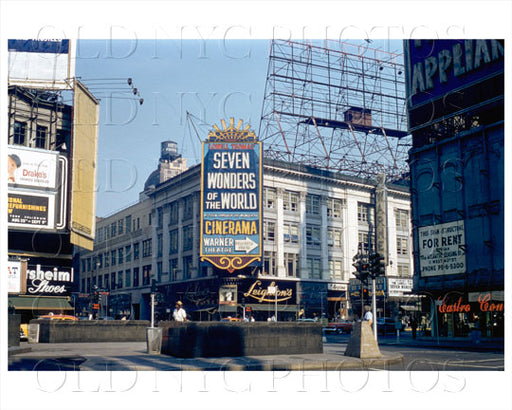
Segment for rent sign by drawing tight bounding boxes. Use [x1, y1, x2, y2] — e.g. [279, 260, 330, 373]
[200, 119, 262, 273]
[418, 220, 466, 277]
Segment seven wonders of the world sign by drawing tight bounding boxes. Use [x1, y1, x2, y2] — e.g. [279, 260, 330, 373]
[200, 119, 262, 273]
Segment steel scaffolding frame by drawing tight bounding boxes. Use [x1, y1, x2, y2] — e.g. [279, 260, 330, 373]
[259, 39, 411, 180]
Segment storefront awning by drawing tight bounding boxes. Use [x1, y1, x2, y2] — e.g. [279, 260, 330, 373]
[8, 295, 73, 311]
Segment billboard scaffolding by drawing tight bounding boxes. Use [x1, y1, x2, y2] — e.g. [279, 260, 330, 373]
[259, 39, 411, 181]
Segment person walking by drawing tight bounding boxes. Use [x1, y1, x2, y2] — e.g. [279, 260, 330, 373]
[172, 301, 187, 322]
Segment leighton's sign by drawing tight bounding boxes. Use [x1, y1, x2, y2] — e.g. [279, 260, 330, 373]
[243, 280, 294, 304]
[26, 264, 73, 296]
[200, 118, 263, 273]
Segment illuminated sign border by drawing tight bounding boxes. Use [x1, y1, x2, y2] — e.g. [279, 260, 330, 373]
[200, 118, 263, 273]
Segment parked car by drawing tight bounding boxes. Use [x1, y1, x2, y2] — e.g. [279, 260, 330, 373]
[377, 317, 404, 335]
[323, 319, 354, 334]
[220, 317, 241, 322]
[19, 324, 28, 341]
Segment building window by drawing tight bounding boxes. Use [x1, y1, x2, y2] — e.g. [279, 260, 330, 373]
[97, 227, 104, 243]
[86, 278, 91, 293]
[81, 259, 86, 273]
[169, 201, 179, 225]
[169, 259, 178, 281]
[395, 209, 409, 229]
[397, 236, 409, 255]
[133, 242, 140, 260]
[133, 267, 139, 287]
[307, 257, 322, 279]
[110, 222, 117, 238]
[327, 198, 344, 218]
[118, 247, 124, 264]
[283, 191, 299, 212]
[183, 256, 193, 279]
[125, 215, 132, 233]
[157, 207, 163, 227]
[306, 194, 320, 215]
[358, 202, 372, 223]
[264, 188, 276, 209]
[125, 245, 131, 262]
[35, 125, 47, 149]
[148, 213, 152, 226]
[157, 262, 162, 282]
[118, 219, 124, 235]
[183, 195, 194, 220]
[111, 272, 116, 290]
[169, 229, 178, 254]
[142, 265, 151, 286]
[358, 231, 371, 253]
[329, 259, 343, 281]
[87, 258, 92, 272]
[284, 253, 299, 277]
[397, 263, 409, 277]
[97, 253, 103, 269]
[104, 252, 109, 267]
[125, 269, 131, 288]
[328, 228, 343, 249]
[263, 220, 275, 241]
[142, 239, 152, 258]
[157, 233, 163, 257]
[306, 225, 321, 247]
[81, 278, 85, 293]
[111, 250, 117, 266]
[104, 226, 110, 240]
[13, 121, 26, 145]
[183, 226, 193, 251]
[283, 223, 299, 243]
[104, 274, 109, 290]
[117, 271, 123, 288]
[263, 251, 276, 276]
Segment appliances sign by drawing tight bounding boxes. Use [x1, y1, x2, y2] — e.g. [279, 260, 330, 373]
[200, 119, 263, 273]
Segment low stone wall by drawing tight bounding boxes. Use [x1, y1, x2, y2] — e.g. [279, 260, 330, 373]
[159, 321, 323, 358]
[29, 320, 150, 343]
[8, 314, 21, 347]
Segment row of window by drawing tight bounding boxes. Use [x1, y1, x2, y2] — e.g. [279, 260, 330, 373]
[81, 265, 151, 293]
[81, 239, 152, 272]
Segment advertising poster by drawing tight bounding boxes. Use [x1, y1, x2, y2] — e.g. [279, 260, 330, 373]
[200, 119, 263, 273]
[7, 261, 22, 294]
[8, 191, 55, 229]
[7, 145, 58, 189]
[418, 220, 466, 276]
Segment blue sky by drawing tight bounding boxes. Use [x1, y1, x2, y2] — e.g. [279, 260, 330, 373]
[76, 39, 406, 217]
[75, 39, 271, 216]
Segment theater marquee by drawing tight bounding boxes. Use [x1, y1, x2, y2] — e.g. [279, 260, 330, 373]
[200, 119, 263, 273]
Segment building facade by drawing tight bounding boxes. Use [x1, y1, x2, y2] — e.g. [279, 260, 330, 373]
[77, 152, 413, 322]
[404, 39, 504, 338]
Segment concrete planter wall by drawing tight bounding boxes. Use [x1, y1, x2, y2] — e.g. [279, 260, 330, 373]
[159, 321, 323, 358]
[8, 314, 21, 347]
[29, 320, 150, 343]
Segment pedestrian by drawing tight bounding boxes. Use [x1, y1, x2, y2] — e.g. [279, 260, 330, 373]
[172, 301, 187, 322]
[411, 316, 418, 339]
[363, 306, 373, 327]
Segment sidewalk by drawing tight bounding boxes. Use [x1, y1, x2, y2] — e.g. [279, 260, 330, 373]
[8, 341, 403, 371]
[373, 332, 504, 352]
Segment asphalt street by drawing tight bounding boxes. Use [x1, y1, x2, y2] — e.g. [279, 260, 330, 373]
[8, 332, 504, 372]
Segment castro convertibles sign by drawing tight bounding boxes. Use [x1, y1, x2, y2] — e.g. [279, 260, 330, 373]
[200, 119, 263, 273]
[26, 264, 74, 296]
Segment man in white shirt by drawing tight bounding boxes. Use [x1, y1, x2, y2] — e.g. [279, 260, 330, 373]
[363, 305, 373, 326]
[172, 301, 187, 322]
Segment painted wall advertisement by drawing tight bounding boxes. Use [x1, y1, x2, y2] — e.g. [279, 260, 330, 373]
[418, 220, 466, 277]
[200, 119, 263, 273]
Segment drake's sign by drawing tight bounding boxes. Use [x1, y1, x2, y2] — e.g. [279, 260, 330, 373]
[26, 264, 74, 296]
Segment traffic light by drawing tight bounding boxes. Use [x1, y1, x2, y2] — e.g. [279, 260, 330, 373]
[151, 279, 157, 294]
[369, 252, 386, 277]
[352, 253, 369, 282]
